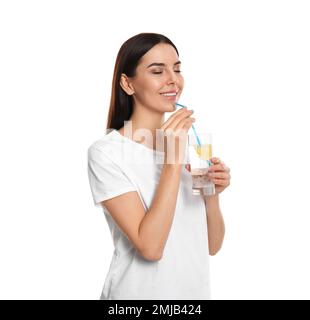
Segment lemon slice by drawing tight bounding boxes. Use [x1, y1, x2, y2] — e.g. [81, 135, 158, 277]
[194, 144, 212, 160]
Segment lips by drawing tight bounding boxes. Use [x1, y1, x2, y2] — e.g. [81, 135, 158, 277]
[160, 94, 178, 101]
[159, 90, 179, 101]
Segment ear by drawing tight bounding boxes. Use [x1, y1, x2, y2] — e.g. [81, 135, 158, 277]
[120, 73, 135, 95]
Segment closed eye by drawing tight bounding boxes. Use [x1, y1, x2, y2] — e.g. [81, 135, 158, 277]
[152, 70, 182, 74]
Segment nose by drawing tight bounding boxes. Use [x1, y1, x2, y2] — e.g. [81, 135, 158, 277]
[166, 68, 178, 84]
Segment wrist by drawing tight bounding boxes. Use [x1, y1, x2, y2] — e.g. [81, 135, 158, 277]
[204, 193, 220, 205]
[163, 163, 183, 172]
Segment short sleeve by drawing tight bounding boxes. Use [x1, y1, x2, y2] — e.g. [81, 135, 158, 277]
[87, 145, 138, 208]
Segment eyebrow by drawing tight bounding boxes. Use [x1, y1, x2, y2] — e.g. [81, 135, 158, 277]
[147, 61, 181, 68]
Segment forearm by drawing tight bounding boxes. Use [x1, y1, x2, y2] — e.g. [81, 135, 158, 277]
[138, 164, 182, 259]
[204, 194, 225, 255]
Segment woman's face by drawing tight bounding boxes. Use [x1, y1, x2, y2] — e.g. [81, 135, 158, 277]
[125, 43, 184, 113]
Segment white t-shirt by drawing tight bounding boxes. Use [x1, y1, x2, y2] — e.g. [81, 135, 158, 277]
[87, 129, 211, 300]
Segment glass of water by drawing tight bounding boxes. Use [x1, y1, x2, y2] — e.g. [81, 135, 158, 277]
[187, 133, 215, 196]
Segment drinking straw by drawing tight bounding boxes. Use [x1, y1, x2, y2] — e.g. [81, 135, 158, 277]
[175, 102, 202, 147]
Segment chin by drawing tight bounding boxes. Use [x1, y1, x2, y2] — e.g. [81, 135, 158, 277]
[162, 103, 176, 113]
[152, 99, 177, 113]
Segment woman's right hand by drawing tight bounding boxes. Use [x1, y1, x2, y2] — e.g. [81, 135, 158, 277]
[159, 107, 195, 165]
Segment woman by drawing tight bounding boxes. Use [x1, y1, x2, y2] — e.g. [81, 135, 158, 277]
[87, 33, 231, 300]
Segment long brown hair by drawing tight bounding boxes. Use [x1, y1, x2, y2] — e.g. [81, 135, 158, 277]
[106, 33, 179, 132]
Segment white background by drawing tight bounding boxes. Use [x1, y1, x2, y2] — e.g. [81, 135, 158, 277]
[0, 0, 309, 299]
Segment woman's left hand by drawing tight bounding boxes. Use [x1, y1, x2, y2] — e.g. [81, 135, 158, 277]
[206, 157, 231, 195]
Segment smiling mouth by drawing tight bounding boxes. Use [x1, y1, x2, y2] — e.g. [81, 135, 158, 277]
[160, 93, 178, 101]
[160, 92, 177, 97]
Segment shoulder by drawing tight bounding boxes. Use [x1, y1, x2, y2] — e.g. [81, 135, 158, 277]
[87, 130, 121, 160]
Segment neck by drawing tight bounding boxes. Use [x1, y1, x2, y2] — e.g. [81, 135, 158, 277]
[121, 102, 166, 150]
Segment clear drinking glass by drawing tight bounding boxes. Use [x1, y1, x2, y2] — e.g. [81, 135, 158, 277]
[187, 133, 215, 196]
